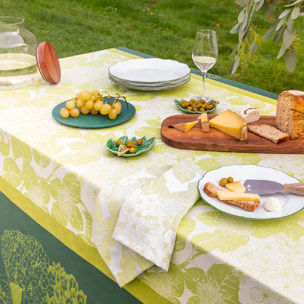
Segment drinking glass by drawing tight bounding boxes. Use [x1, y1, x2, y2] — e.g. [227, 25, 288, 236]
[192, 29, 218, 100]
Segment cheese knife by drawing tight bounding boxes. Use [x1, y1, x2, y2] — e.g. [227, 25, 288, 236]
[244, 179, 304, 196]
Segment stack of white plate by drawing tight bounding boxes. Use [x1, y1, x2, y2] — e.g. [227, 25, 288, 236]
[108, 58, 191, 91]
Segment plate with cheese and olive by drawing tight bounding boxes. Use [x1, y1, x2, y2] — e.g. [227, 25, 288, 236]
[197, 165, 304, 220]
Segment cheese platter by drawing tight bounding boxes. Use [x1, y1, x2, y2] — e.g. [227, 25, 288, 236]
[161, 114, 304, 154]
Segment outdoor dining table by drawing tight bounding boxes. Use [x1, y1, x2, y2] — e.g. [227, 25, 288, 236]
[0, 46, 303, 304]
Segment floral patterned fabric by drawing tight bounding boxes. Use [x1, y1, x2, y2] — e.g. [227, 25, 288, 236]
[113, 161, 202, 276]
[0, 47, 303, 303]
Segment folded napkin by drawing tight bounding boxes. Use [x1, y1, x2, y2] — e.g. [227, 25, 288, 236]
[113, 160, 202, 272]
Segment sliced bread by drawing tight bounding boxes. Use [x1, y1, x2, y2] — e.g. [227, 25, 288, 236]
[203, 182, 260, 212]
[248, 124, 290, 143]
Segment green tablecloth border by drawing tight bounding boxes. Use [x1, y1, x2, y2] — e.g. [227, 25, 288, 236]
[0, 176, 171, 304]
[116, 46, 279, 100]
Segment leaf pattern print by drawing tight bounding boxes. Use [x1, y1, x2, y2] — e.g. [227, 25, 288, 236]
[184, 265, 240, 304]
[3, 158, 23, 189]
[0, 130, 10, 158]
[50, 173, 92, 240]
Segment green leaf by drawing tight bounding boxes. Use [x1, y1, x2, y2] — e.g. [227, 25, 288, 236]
[229, 55, 241, 75]
[285, 48, 297, 72]
[254, 0, 264, 11]
[287, 16, 294, 32]
[283, 27, 295, 49]
[279, 8, 291, 19]
[276, 15, 288, 31]
[277, 43, 287, 59]
[238, 8, 245, 23]
[273, 26, 285, 44]
[291, 6, 300, 19]
[285, 0, 303, 7]
[230, 23, 240, 34]
[235, 0, 248, 7]
[249, 40, 258, 55]
[239, 19, 250, 42]
[267, 0, 279, 14]
[263, 25, 276, 40]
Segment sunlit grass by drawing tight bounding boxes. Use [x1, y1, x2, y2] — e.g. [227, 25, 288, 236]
[3, 0, 304, 93]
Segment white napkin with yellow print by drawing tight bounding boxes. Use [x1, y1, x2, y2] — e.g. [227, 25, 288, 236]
[113, 160, 202, 271]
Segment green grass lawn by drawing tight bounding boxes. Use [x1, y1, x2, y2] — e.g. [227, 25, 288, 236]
[2, 0, 304, 94]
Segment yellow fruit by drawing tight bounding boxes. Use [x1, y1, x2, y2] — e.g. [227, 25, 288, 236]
[76, 98, 85, 108]
[66, 99, 75, 109]
[60, 107, 70, 118]
[80, 106, 90, 115]
[108, 107, 118, 120]
[70, 107, 80, 118]
[91, 90, 100, 101]
[100, 102, 111, 115]
[77, 90, 92, 101]
[90, 108, 99, 115]
[94, 100, 103, 111]
[112, 100, 122, 114]
[85, 99, 94, 110]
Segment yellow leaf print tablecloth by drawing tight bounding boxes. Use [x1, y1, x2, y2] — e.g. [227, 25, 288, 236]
[0, 47, 303, 304]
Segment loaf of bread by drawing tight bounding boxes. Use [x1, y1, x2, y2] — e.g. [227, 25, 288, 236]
[276, 90, 304, 139]
[248, 124, 290, 143]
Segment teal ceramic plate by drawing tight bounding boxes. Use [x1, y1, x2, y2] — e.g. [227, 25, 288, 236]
[106, 136, 156, 157]
[52, 97, 136, 129]
[174, 98, 217, 114]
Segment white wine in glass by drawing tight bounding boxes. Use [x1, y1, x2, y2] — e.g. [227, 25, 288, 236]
[192, 29, 218, 100]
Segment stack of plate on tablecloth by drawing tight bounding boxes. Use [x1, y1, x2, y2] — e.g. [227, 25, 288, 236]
[108, 58, 191, 91]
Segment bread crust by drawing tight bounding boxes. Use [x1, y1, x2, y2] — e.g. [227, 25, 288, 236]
[279, 90, 304, 113]
[276, 90, 304, 139]
[203, 182, 260, 212]
[203, 182, 219, 197]
[248, 124, 289, 143]
[222, 200, 260, 212]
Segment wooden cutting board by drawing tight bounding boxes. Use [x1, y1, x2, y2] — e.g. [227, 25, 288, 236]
[161, 114, 304, 154]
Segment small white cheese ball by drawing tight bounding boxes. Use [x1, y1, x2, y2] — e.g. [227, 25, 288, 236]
[263, 197, 282, 212]
[240, 107, 260, 123]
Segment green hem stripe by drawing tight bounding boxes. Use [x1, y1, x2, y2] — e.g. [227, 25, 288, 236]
[0, 177, 170, 304]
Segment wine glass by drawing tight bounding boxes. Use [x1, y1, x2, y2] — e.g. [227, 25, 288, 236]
[192, 29, 218, 101]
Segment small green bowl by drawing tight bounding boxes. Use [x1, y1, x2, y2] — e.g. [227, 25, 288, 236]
[174, 98, 217, 114]
[106, 135, 156, 157]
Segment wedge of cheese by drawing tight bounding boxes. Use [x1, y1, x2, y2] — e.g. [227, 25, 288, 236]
[172, 120, 199, 133]
[209, 109, 247, 140]
[225, 181, 246, 193]
[216, 189, 260, 201]
[197, 113, 209, 132]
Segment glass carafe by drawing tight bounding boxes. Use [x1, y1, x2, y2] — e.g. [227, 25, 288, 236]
[0, 16, 38, 89]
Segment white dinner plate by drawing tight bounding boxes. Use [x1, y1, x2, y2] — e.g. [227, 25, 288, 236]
[197, 165, 304, 219]
[109, 72, 190, 87]
[109, 58, 190, 83]
[109, 74, 190, 91]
